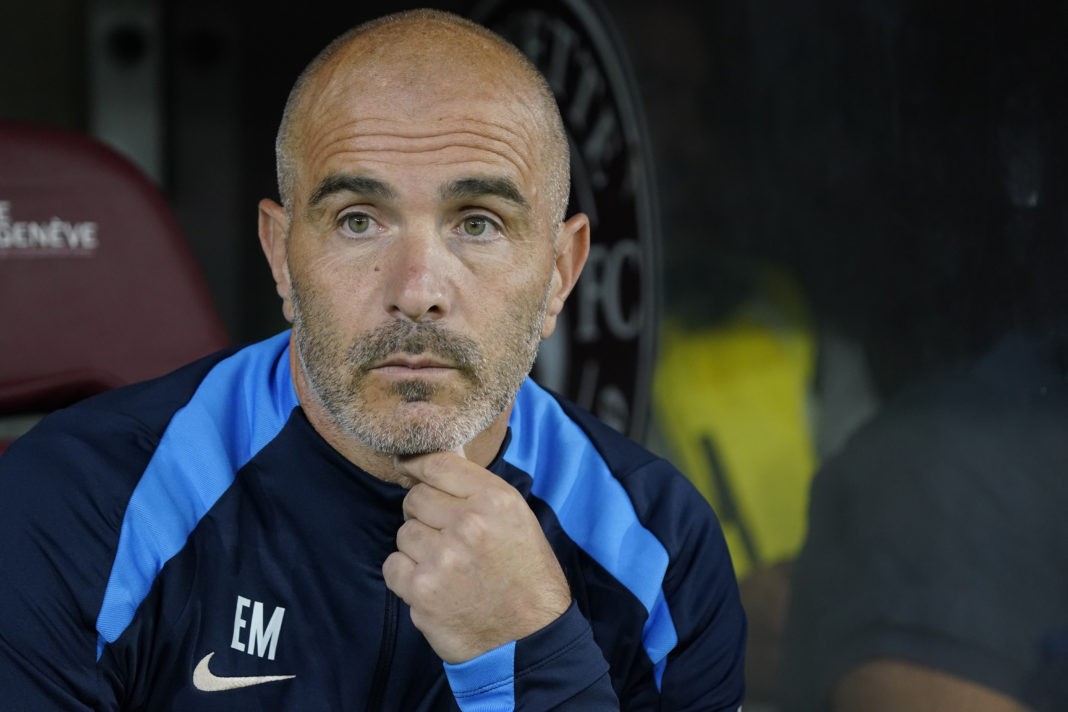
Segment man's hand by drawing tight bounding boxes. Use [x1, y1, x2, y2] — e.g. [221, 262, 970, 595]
[381, 451, 572, 663]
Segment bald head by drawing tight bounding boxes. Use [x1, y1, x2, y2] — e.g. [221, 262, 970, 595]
[274, 9, 570, 223]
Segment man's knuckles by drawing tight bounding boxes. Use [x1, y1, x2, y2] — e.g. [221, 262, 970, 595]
[395, 519, 431, 556]
[402, 482, 437, 518]
[449, 511, 493, 548]
[382, 550, 415, 590]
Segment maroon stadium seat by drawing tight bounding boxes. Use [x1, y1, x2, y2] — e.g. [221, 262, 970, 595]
[0, 122, 229, 451]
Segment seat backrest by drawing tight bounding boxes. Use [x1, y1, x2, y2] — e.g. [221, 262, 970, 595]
[0, 122, 229, 441]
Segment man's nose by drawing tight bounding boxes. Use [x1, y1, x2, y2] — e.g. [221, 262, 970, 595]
[382, 228, 453, 322]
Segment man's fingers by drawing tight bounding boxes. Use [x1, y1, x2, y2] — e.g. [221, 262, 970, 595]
[394, 451, 485, 497]
[394, 517, 438, 563]
[403, 482, 459, 528]
[386, 448, 574, 663]
[382, 549, 416, 596]
[399, 456, 523, 534]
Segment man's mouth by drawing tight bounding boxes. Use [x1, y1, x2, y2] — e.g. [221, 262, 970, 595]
[370, 353, 456, 377]
[348, 321, 482, 381]
[376, 354, 453, 369]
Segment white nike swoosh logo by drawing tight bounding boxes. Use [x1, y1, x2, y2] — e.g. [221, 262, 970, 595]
[192, 651, 296, 692]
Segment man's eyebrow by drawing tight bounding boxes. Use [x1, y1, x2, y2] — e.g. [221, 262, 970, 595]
[440, 177, 528, 208]
[307, 174, 395, 210]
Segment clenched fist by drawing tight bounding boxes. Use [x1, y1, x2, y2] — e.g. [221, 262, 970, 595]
[381, 450, 572, 663]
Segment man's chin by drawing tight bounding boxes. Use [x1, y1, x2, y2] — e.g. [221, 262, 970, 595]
[366, 425, 469, 457]
[392, 379, 437, 403]
[348, 401, 472, 454]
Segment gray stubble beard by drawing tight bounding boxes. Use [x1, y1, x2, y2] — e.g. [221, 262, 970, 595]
[290, 273, 551, 456]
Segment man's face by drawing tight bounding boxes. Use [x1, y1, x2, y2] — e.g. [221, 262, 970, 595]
[288, 245, 550, 455]
[274, 66, 568, 456]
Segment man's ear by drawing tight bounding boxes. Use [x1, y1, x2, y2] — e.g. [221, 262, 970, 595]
[258, 198, 295, 323]
[542, 213, 591, 340]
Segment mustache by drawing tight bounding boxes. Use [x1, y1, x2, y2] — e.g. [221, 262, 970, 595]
[348, 320, 483, 375]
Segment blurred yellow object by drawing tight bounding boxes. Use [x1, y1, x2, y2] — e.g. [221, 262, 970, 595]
[652, 268, 816, 579]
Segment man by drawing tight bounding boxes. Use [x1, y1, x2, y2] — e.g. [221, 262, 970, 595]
[779, 330, 1068, 712]
[0, 9, 745, 710]
[775, 1, 1068, 709]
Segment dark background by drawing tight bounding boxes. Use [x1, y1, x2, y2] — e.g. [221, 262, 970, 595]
[5, 0, 1066, 390]
[5, 0, 1066, 399]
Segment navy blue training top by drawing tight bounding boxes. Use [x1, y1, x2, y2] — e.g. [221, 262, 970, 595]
[0, 332, 745, 711]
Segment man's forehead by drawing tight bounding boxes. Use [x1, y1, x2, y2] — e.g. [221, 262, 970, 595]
[318, 62, 531, 121]
[293, 99, 545, 213]
[298, 51, 542, 166]
[285, 17, 561, 219]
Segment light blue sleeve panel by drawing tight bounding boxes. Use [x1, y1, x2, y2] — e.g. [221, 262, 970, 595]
[95, 331, 298, 658]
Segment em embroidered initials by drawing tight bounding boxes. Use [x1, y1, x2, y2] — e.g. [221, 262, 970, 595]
[230, 595, 286, 661]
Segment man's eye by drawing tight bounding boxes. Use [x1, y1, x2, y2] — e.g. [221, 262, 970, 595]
[462, 217, 488, 237]
[344, 214, 373, 234]
[460, 216, 502, 240]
